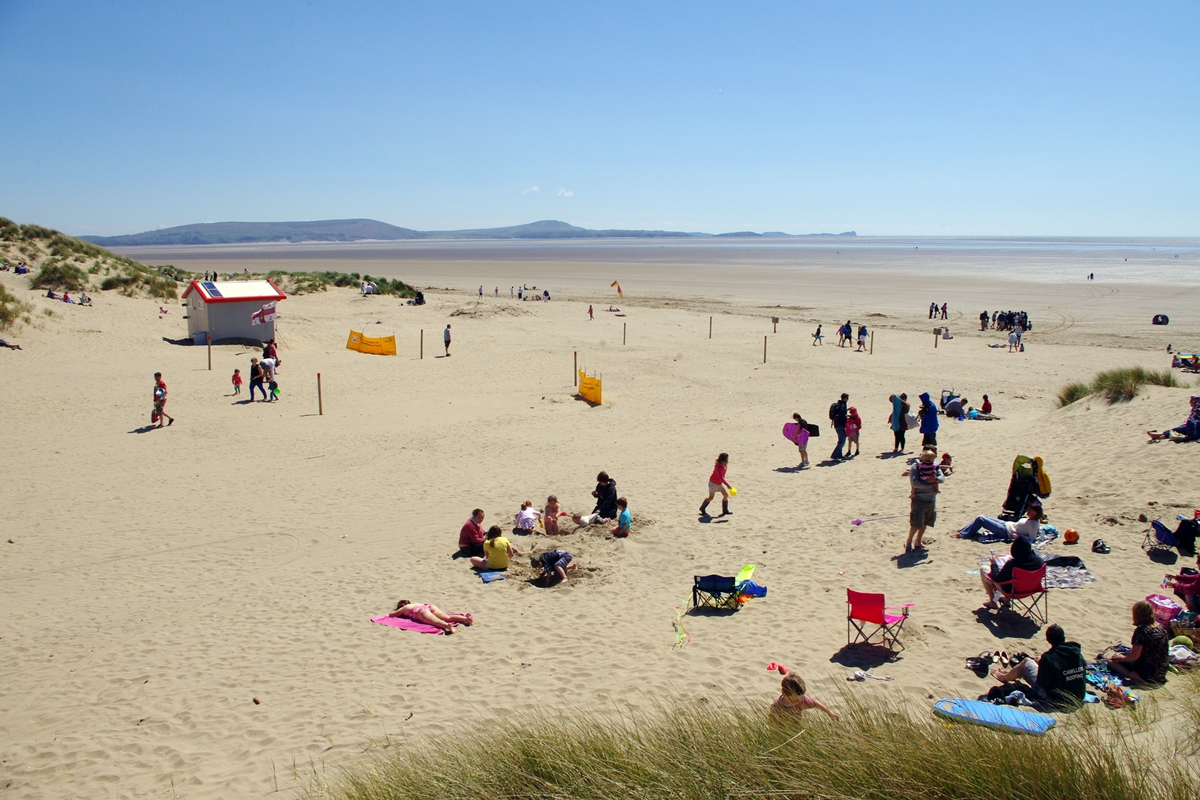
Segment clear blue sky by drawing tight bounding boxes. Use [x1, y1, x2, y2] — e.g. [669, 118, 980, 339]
[1, 2, 1197, 236]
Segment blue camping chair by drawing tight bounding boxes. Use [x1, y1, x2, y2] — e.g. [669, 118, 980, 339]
[1143, 520, 1179, 555]
[692, 575, 739, 609]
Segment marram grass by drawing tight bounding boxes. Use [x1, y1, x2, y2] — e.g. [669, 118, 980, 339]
[1058, 367, 1184, 407]
[307, 696, 1198, 800]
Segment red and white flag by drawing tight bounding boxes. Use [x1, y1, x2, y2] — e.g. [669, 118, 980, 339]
[251, 301, 277, 325]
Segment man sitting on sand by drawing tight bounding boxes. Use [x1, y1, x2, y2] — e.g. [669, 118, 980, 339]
[990, 623, 1086, 709]
[531, 549, 576, 584]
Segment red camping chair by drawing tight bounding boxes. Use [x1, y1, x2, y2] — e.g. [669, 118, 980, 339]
[847, 589, 914, 653]
[997, 565, 1048, 626]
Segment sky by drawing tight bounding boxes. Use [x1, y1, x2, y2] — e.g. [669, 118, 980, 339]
[1, 2, 1197, 236]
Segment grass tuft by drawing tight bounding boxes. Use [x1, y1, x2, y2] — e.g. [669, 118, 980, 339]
[30, 260, 88, 292]
[268, 270, 415, 297]
[1058, 367, 1184, 407]
[309, 698, 1198, 800]
[0, 283, 33, 330]
[1057, 382, 1092, 407]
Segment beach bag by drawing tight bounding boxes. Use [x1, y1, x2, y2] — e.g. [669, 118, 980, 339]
[150, 410, 160, 423]
[1147, 594, 1183, 625]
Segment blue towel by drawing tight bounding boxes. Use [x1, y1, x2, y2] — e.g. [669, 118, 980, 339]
[479, 571, 506, 583]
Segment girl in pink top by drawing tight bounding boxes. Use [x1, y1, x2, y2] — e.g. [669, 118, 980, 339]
[700, 453, 731, 518]
[769, 670, 840, 720]
[845, 407, 862, 457]
[791, 413, 810, 468]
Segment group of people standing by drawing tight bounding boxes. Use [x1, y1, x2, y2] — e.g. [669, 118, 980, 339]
[982, 309, 1031, 332]
[928, 302, 948, 320]
[245, 338, 280, 401]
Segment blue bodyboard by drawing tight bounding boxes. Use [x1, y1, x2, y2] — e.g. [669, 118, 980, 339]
[933, 698, 1055, 735]
[479, 571, 506, 583]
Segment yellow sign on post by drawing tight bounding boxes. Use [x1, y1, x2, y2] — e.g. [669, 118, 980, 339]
[577, 370, 602, 404]
[346, 330, 397, 356]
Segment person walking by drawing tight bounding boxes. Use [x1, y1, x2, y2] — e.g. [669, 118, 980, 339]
[940, 303, 948, 320]
[917, 391, 939, 447]
[443, 324, 452, 357]
[811, 324, 823, 345]
[700, 453, 732, 518]
[829, 393, 849, 461]
[152, 372, 173, 427]
[588, 304, 594, 320]
[889, 393, 909, 452]
[478, 285, 484, 299]
[249, 357, 267, 401]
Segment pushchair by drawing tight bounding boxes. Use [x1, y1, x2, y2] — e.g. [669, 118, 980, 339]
[1000, 455, 1051, 521]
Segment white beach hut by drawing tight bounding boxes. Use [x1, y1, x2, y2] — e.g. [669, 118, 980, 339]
[181, 279, 287, 345]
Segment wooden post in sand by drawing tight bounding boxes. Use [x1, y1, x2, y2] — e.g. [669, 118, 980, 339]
[763, 335, 768, 363]
[623, 322, 626, 345]
[420, 329, 424, 359]
[870, 331, 874, 355]
[934, 328, 939, 348]
[709, 316, 713, 339]
[317, 372, 323, 415]
[574, 351, 578, 386]
[207, 332, 212, 370]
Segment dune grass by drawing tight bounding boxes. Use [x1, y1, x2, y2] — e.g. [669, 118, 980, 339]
[267, 270, 416, 297]
[1058, 367, 1185, 407]
[0, 283, 32, 330]
[309, 697, 1197, 800]
[30, 260, 88, 292]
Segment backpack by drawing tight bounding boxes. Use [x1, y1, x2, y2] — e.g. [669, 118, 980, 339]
[829, 402, 839, 422]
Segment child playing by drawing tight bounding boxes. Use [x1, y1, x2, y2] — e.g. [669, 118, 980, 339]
[543, 495, 563, 535]
[769, 666, 840, 721]
[514, 501, 542, 534]
[612, 497, 631, 537]
[845, 407, 862, 457]
[231, 368, 243, 395]
[470, 526, 516, 571]
[700, 453, 731, 518]
[939, 453, 954, 476]
[531, 549, 576, 584]
[790, 413, 810, 468]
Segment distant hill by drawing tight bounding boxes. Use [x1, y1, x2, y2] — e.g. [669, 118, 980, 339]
[82, 219, 857, 246]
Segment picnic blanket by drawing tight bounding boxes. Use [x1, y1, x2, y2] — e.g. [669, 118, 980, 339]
[372, 615, 449, 635]
[975, 554, 1097, 589]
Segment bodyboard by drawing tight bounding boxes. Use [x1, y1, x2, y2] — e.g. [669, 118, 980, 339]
[933, 698, 1055, 735]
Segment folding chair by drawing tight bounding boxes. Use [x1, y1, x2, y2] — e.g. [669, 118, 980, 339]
[1143, 520, 1180, 556]
[997, 565, 1049, 626]
[847, 589, 914, 652]
[692, 575, 739, 610]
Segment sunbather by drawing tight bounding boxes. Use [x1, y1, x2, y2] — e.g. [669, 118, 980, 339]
[388, 600, 474, 634]
[0, 339, 22, 350]
[956, 501, 1042, 544]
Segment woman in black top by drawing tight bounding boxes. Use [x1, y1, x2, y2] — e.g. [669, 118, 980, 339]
[1109, 600, 1170, 684]
[591, 471, 618, 520]
[980, 536, 1042, 609]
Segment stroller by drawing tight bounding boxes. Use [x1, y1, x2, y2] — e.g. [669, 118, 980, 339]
[1000, 455, 1051, 521]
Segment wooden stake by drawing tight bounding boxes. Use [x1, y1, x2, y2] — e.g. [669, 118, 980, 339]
[317, 372, 323, 415]
[773, 319, 777, 334]
[870, 331, 874, 355]
[934, 330, 938, 348]
[709, 316, 713, 339]
[763, 335, 767, 363]
[574, 351, 578, 386]
[207, 332, 211, 370]
[420, 329, 423, 359]
[623, 322, 626, 345]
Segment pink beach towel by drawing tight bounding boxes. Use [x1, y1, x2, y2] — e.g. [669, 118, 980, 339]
[372, 615, 451, 635]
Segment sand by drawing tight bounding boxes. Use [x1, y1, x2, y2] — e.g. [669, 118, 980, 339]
[1, 241, 1198, 799]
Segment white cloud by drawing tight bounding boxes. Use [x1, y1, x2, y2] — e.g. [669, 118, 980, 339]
[522, 186, 539, 195]
[557, 189, 573, 198]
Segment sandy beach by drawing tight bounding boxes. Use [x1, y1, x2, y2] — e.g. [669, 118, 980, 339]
[1, 241, 1198, 799]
